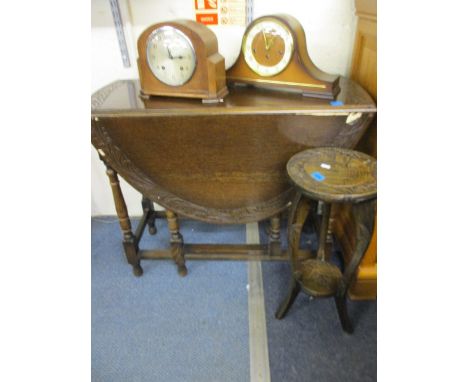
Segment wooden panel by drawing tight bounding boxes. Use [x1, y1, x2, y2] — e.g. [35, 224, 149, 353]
[355, 0, 377, 21]
[353, 1, 377, 158]
[351, 19, 377, 100]
[333, 0, 377, 300]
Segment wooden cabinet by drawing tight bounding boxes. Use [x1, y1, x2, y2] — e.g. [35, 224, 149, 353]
[333, 0, 377, 299]
[351, 0, 377, 100]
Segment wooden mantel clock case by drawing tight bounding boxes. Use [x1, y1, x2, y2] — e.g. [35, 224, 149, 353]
[137, 19, 228, 103]
[227, 14, 340, 99]
[91, 78, 376, 277]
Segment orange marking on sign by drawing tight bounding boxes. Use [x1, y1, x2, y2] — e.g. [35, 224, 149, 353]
[205, 0, 217, 9]
[196, 13, 218, 25]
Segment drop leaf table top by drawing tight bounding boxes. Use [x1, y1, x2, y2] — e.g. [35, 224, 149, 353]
[92, 78, 376, 224]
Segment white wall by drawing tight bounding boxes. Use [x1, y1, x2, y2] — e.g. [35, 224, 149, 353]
[91, 0, 357, 216]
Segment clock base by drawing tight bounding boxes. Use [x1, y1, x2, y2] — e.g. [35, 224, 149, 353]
[139, 86, 228, 104]
[302, 87, 340, 100]
[228, 79, 339, 100]
[202, 86, 229, 103]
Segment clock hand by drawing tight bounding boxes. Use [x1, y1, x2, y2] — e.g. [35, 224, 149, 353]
[266, 35, 274, 50]
[262, 30, 269, 50]
[166, 46, 174, 59]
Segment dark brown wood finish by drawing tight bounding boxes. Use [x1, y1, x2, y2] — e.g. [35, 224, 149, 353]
[227, 14, 340, 99]
[268, 215, 281, 256]
[137, 20, 228, 102]
[286, 147, 377, 203]
[166, 209, 187, 276]
[139, 246, 313, 262]
[317, 202, 331, 261]
[275, 148, 376, 333]
[104, 162, 143, 277]
[92, 79, 375, 225]
[141, 196, 157, 235]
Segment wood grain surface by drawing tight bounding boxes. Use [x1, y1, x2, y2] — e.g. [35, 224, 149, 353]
[287, 147, 377, 203]
[92, 79, 375, 224]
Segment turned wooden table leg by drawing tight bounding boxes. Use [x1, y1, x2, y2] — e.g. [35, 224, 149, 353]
[104, 164, 143, 277]
[142, 196, 157, 235]
[269, 214, 281, 256]
[166, 209, 187, 276]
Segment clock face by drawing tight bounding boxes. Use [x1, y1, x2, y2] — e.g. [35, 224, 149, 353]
[146, 26, 197, 86]
[242, 19, 294, 77]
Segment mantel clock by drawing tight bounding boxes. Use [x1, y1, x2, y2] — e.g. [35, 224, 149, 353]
[137, 20, 228, 103]
[227, 14, 340, 99]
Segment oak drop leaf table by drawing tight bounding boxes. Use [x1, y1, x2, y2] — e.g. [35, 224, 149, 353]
[91, 79, 376, 276]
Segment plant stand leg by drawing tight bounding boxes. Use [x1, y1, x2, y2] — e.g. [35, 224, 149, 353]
[335, 296, 353, 333]
[317, 202, 331, 261]
[275, 278, 301, 319]
[335, 199, 377, 333]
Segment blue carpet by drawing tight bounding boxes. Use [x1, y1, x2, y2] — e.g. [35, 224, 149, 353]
[92, 217, 376, 382]
[92, 217, 249, 382]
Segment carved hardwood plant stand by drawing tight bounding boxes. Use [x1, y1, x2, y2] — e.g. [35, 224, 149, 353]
[275, 147, 376, 333]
